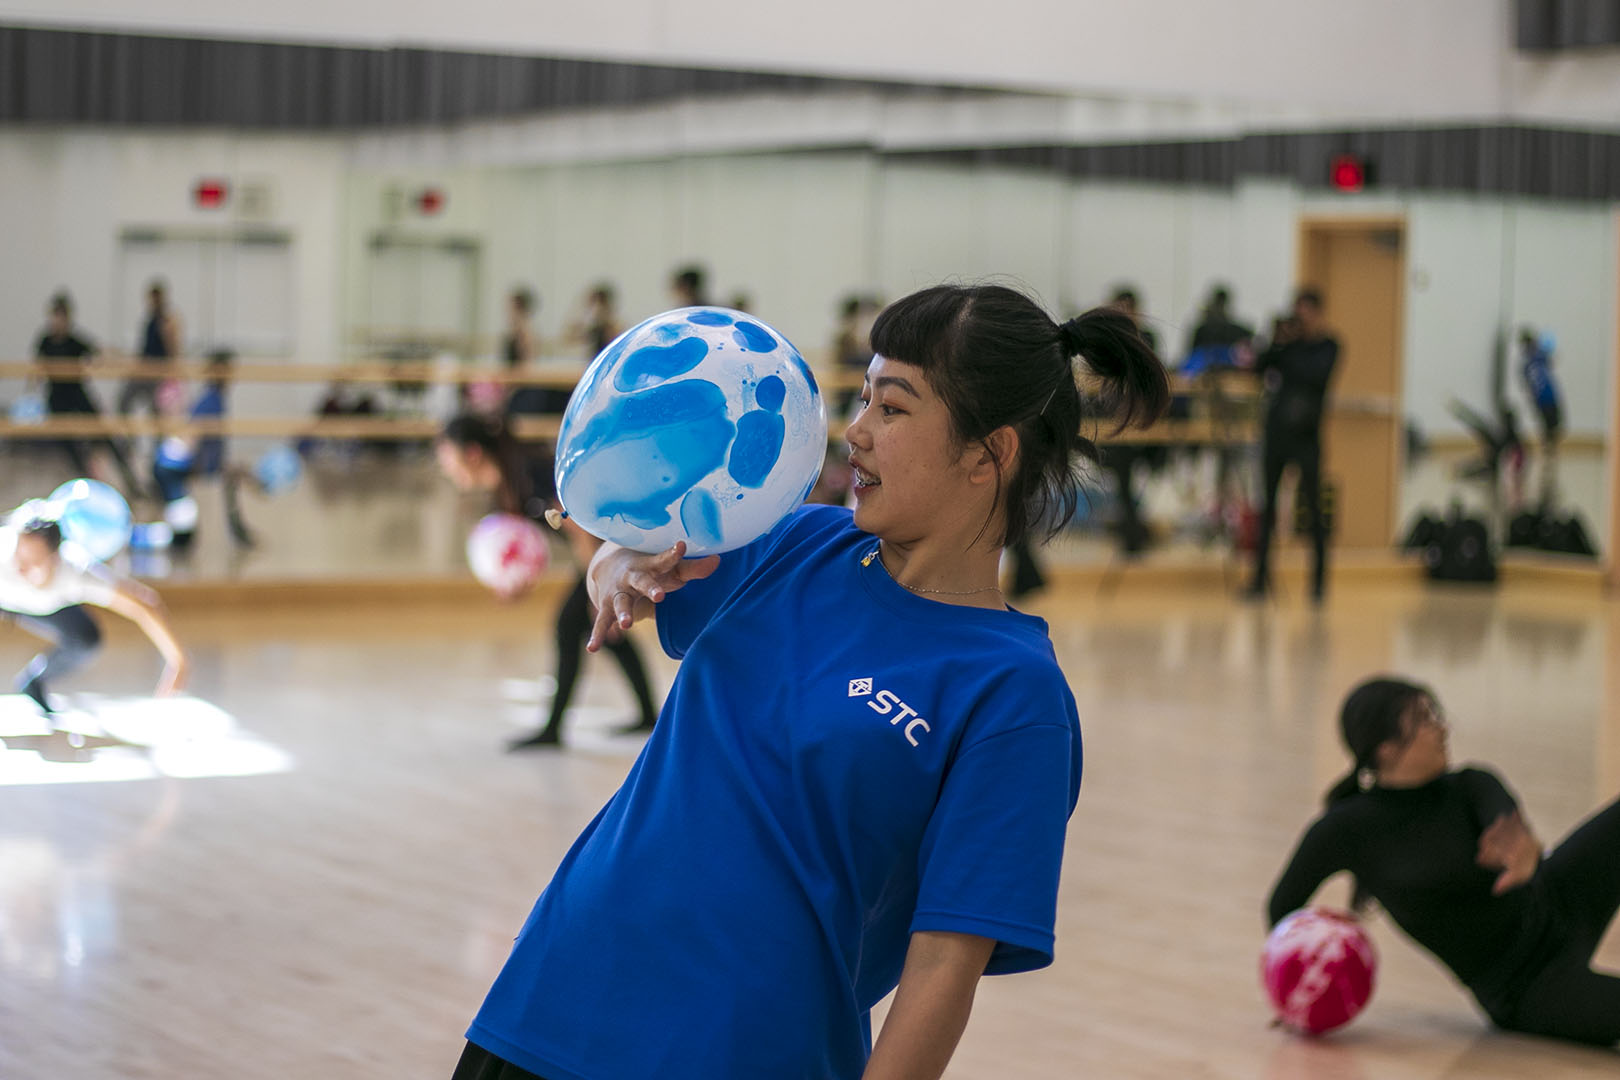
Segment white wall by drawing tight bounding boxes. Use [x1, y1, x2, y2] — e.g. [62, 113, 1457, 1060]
[0, 129, 346, 419]
[6, 125, 1612, 442]
[7, 0, 1542, 121]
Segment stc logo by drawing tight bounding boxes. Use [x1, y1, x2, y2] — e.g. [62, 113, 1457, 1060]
[847, 678, 931, 746]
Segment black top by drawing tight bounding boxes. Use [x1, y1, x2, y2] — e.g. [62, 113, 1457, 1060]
[141, 310, 169, 359]
[35, 330, 96, 400]
[36, 330, 94, 361]
[1267, 767, 1560, 1006]
[1187, 314, 1253, 352]
[1256, 335, 1338, 437]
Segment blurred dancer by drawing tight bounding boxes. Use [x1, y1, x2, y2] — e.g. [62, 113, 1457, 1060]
[33, 292, 139, 490]
[436, 414, 658, 749]
[1, 516, 187, 719]
[1246, 288, 1338, 603]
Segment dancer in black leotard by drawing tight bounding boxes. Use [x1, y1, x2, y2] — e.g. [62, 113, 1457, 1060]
[436, 414, 658, 750]
[1269, 676, 1620, 1046]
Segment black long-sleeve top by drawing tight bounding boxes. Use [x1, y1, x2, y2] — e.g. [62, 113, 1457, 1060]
[1256, 335, 1338, 438]
[1267, 767, 1560, 1009]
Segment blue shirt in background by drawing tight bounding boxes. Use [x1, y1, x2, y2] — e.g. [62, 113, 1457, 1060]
[1522, 342, 1560, 414]
[469, 504, 1083, 1080]
[190, 385, 226, 476]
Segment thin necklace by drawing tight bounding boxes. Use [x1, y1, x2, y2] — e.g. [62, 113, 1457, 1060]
[861, 546, 1003, 598]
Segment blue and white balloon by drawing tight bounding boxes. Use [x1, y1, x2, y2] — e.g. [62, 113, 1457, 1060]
[9, 393, 46, 426]
[49, 478, 133, 562]
[555, 306, 826, 556]
[256, 444, 303, 495]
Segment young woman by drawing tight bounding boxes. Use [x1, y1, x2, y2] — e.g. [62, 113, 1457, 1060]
[451, 284, 1169, 1080]
[1245, 288, 1338, 603]
[33, 291, 140, 489]
[1, 517, 188, 717]
[436, 415, 658, 749]
[149, 351, 256, 550]
[1268, 676, 1620, 1046]
[566, 284, 621, 359]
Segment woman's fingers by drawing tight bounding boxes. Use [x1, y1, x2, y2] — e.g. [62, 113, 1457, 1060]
[625, 568, 671, 603]
[653, 541, 689, 573]
[612, 588, 637, 629]
[587, 542, 717, 652]
[587, 593, 619, 652]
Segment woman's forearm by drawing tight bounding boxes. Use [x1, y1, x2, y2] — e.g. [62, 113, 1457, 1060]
[106, 588, 185, 667]
[863, 931, 994, 1080]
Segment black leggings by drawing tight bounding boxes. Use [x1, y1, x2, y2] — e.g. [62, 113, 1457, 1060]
[47, 385, 140, 491]
[6, 605, 103, 695]
[1252, 430, 1327, 595]
[1496, 795, 1620, 1045]
[545, 575, 657, 737]
[452, 1042, 546, 1079]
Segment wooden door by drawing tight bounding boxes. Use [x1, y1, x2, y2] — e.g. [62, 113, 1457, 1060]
[1298, 219, 1405, 550]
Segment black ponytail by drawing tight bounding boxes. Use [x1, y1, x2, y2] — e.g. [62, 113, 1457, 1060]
[1058, 307, 1171, 433]
[440, 412, 531, 516]
[1327, 675, 1435, 910]
[868, 284, 1169, 548]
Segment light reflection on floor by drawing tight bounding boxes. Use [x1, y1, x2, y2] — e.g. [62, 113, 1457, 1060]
[0, 693, 294, 786]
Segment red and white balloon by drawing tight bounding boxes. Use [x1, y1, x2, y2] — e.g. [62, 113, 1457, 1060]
[466, 513, 550, 593]
[1261, 907, 1377, 1035]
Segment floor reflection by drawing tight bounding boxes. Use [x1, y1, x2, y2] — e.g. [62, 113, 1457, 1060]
[0, 693, 293, 786]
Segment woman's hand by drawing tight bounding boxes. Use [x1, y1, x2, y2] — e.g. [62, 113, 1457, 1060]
[1477, 811, 1541, 895]
[156, 656, 189, 697]
[103, 582, 188, 698]
[586, 541, 719, 652]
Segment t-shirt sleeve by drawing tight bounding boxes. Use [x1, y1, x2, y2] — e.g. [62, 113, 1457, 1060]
[910, 709, 1080, 976]
[655, 505, 823, 660]
[1458, 766, 1519, 831]
[1266, 815, 1346, 928]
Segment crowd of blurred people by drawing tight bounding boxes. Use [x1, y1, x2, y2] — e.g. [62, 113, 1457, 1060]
[15, 264, 1581, 595]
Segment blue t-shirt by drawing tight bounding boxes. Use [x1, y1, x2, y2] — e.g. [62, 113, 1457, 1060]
[1521, 344, 1559, 413]
[190, 386, 226, 476]
[468, 504, 1082, 1080]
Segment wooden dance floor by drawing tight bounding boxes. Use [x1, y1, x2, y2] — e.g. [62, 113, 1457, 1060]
[0, 580, 1616, 1078]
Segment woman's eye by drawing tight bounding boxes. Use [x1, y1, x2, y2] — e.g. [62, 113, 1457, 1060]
[880, 404, 901, 417]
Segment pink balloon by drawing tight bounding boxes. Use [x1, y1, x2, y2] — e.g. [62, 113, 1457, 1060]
[156, 378, 187, 414]
[467, 379, 505, 413]
[466, 513, 550, 592]
[1261, 908, 1377, 1035]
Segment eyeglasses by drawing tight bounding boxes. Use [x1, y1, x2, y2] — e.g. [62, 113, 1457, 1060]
[1409, 701, 1448, 734]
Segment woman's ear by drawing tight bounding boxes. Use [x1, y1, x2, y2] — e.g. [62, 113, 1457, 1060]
[1373, 737, 1403, 773]
[971, 426, 1020, 485]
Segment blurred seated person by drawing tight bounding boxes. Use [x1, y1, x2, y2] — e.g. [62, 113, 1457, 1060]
[831, 294, 881, 417]
[1100, 286, 1163, 555]
[1186, 285, 1255, 355]
[670, 264, 709, 307]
